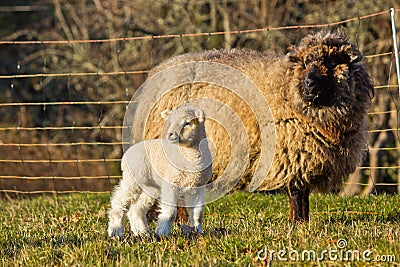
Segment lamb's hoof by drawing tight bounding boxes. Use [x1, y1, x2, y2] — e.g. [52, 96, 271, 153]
[154, 228, 170, 239]
[131, 229, 151, 239]
[108, 227, 124, 240]
[109, 233, 124, 241]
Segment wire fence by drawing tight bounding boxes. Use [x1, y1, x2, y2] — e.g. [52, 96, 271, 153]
[0, 8, 399, 196]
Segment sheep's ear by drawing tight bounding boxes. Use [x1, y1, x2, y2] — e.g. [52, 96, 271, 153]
[195, 109, 205, 123]
[160, 110, 171, 120]
[288, 54, 300, 63]
[341, 44, 362, 63]
[287, 47, 301, 63]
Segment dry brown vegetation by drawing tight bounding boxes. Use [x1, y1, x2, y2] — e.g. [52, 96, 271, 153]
[0, 0, 399, 195]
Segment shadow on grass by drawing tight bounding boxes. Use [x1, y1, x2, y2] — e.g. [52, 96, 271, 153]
[313, 210, 400, 224]
[1, 234, 88, 259]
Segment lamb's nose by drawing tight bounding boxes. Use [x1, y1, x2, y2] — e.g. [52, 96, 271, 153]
[167, 132, 178, 142]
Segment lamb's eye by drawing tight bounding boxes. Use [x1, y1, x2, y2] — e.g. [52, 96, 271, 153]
[184, 121, 191, 127]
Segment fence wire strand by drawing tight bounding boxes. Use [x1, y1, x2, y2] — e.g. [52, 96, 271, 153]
[0, 8, 399, 195]
[0, 10, 393, 46]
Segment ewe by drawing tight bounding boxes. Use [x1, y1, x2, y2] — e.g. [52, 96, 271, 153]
[142, 30, 374, 223]
[108, 106, 212, 238]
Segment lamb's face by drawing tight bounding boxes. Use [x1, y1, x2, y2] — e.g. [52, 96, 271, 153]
[161, 107, 205, 146]
[289, 31, 363, 107]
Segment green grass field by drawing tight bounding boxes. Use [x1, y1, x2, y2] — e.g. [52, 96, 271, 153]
[1, 192, 399, 266]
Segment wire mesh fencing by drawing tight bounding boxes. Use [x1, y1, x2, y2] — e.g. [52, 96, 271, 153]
[0, 7, 399, 196]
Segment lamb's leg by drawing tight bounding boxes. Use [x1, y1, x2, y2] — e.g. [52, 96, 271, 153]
[155, 185, 177, 237]
[185, 187, 205, 234]
[286, 186, 310, 223]
[127, 193, 154, 237]
[108, 184, 138, 238]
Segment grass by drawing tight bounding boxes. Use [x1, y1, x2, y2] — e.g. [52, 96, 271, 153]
[1, 192, 399, 266]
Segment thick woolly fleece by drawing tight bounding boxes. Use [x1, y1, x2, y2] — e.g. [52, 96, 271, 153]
[142, 30, 373, 193]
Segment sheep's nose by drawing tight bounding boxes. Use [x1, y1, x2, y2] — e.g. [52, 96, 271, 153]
[303, 77, 314, 90]
[303, 69, 320, 92]
[304, 77, 311, 86]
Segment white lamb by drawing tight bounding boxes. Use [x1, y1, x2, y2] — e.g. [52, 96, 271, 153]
[108, 106, 212, 238]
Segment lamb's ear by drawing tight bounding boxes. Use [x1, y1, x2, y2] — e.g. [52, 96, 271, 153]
[160, 110, 171, 120]
[341, 44, 363, 63]
[195, 109, 205, 123]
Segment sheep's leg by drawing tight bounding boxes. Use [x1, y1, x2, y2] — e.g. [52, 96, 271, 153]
[301, 188, 310, 221]
[127, 193, 154, 237]
[185, 187, 205, 234]
[108, 185, 138, 238]
[155, 185, 177, 237]
[286, 186, 310, 223]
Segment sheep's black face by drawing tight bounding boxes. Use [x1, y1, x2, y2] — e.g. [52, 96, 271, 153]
[302, 63, 334, 106]
[289, 31, 364, 108]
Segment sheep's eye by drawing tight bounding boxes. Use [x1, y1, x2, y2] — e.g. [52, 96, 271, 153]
[184, 121, 191, 127]
[303, 59, 314, 68]
[326, 62, 337, 69]
[324, 57, 340, 69]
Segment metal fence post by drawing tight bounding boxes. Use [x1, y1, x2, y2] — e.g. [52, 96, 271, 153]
[391, 8, 400, 95]
[390, 8, 400, 194]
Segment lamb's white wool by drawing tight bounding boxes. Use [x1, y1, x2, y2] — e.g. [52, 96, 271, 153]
[108, 106, 212, 238]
